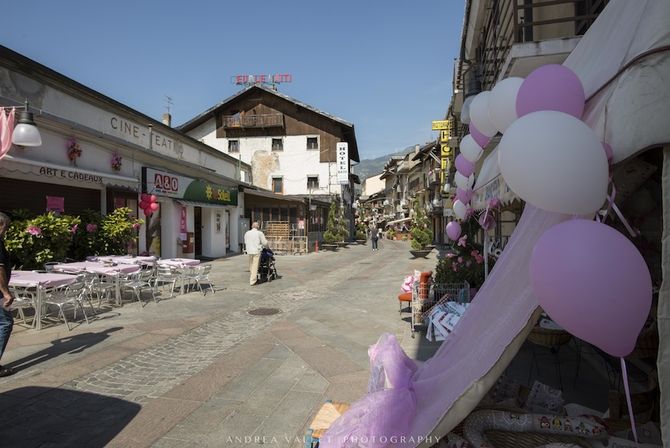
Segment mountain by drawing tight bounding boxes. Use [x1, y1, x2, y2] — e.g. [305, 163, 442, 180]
[354, 145, 416, 181]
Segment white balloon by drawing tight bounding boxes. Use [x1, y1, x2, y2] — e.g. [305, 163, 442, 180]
[498, 111, 608, 215]
[460, 96, 475, 125]
[489, 77, 524, 133]
[454, 172, 475, 190]
[470, 91, 498, 137]
[453, 200, 468, 219]
[460, 135, 483, 163]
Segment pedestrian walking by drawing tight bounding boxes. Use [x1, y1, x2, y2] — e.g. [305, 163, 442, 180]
[244, 221, 268, 286]
[0, 212, 15, 377]
[370, 226, 379, 251]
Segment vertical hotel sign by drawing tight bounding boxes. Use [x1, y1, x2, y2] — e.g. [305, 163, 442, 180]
[433, 121, 452, 185]
[336, 142, 349, 185]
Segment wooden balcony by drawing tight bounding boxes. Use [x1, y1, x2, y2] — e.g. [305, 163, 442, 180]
[222, 113, 284, 129]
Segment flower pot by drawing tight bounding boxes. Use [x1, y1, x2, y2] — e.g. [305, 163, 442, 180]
[409, 249, 432, 258]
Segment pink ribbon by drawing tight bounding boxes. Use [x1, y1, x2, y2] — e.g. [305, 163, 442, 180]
[620, 357, 639, 444]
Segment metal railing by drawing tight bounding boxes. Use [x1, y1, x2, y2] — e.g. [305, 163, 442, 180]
[222, 113, 284, 128]
[458, 0, 608, 91]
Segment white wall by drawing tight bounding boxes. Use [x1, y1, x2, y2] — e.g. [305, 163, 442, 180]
[193, 120, 338, 196]
[363, 174, 385, 197]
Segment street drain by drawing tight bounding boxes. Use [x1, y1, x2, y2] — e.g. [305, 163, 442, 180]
[248, 308, 281, 316]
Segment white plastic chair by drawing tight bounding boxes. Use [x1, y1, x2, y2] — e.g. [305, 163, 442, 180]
[122, 267, 157, 306]
[153, 265, 179, 298]
[45, 279, 93, 331]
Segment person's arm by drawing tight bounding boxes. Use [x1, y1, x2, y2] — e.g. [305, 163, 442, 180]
[0, 267, 13, 308]
[260, 231, 268, 247]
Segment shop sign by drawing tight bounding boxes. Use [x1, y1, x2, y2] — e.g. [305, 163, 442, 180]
[46, 196, 65, 213]
[439, 130, 450, 143]
[39, 166, 103, 184]
[179, 206, 187, 241]
[109, 116, 174, 151]
[336, 142, 349, 185]
[432, 120, 450, 131]
[142, 167, 238, 206]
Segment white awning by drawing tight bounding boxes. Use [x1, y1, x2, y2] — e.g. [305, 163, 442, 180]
[385, 217, 411, 227]
[176, 200, 228, 209]
[1, 155, 139, 188]
[471, 147, 518, 210]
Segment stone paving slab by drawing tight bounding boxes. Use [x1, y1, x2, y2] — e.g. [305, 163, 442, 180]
[0, 242, 439, 447]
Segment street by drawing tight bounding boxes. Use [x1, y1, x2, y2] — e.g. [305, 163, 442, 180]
[0, 239, 437, 447]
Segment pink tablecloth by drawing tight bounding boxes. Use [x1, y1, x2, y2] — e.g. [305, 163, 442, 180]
[87, 255, 157, 265]
[157, 258, 200, 268]
[52, 261, 141, 276]
[10, 271, 77, 289]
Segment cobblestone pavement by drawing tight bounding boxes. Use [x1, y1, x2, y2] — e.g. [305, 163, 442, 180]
[66, 287, 320, 402]
[0, 240, 440, 447]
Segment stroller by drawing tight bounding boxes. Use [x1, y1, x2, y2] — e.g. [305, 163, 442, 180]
[257, 248, 278, 283]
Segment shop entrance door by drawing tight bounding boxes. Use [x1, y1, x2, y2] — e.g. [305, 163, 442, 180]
[194, 207, 202, 257]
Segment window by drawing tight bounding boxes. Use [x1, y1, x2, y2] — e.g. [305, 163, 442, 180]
[271, 138, 283, 151]
[228, 139, 239, 153]
[306, 136, 319, 150]
[307, 176, 319, 190]
[272, 177, 283, 194]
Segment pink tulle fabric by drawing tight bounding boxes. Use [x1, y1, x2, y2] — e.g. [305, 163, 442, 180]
[0, 107, 15, 160]
[322, 206, 568, 447]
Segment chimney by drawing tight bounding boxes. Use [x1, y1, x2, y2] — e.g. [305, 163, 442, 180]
[162, 113, 172, 127]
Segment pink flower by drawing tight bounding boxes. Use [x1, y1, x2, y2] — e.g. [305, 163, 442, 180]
[466, 260, 472, 267]
[70, 224, 78, 234]
[86, 223, 97, 233]
[451, 262, 458, 272]
[458, 234, 468, 247]
[446, 252, 456, 258]
[132, 222, 141, 230]
[489, 198, 500, 208]
[26, 225, 42, 236]
[458, 256, 464, 264]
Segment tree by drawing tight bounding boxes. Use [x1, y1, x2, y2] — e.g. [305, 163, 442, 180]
[323, 202, 340, 244]
[410, 200, 433, 250]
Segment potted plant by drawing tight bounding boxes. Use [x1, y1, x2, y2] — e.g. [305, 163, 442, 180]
[354, 221, 367, 244]
[387, 228, 396, 240]
[409, 201, 433, 258]
[322, 202, 340, 251]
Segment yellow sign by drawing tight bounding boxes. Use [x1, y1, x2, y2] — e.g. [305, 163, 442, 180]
[440, 130, 450, 143]
[440, 156, 448, 184]
[432, 120, 450, 131]
[441, 143, 451, 156]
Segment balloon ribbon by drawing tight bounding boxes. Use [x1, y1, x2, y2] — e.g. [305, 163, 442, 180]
[620, 357, 639, 444]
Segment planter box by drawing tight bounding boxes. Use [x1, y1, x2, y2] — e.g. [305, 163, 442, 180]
[356, 239, 367, 245]
[409, 249, 433, 258]
[321, 244, 339, 251]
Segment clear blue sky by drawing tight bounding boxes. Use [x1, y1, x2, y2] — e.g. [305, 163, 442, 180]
[0, 1, 464, 159]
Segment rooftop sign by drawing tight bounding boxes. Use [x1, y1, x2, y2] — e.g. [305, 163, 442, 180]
[232, 74, 293, 86]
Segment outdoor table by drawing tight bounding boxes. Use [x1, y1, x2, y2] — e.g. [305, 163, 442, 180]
[87, 255, 157, 266]
[51, 261, 141, 306]
[9, 271, 77, 330]
[157, 258, 200, 268]
[157, 259, 201, 294]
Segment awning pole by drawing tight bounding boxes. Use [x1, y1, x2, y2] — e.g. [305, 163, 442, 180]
[484, 236, 489, 279]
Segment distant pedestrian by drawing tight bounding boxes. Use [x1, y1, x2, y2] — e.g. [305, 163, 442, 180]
[244, 222, 268, 286]
[370, 226, 379, 251]
[0, 212, 15, 377]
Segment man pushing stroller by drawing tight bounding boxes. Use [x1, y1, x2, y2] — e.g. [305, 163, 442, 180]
[244, 222, 267, 286]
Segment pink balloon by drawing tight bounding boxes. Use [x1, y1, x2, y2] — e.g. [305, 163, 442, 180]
[446, 221, 461, 241]
[150, 195, 158, 203]
[140, 193, 150, 202]
[150, 202, 159, 211]
[139, 201, 148, 209]
[455, 188, 473, 204]
[455, 154, 475, 177]
[530, 219, 652, 357]
[517, 64, 585, 119]
[469, 124, 491, 148]
[602, 142, 613, 164]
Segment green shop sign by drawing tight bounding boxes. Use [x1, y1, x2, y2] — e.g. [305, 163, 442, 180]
[142, 167, 238, 206]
